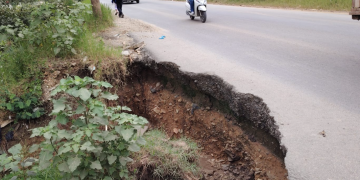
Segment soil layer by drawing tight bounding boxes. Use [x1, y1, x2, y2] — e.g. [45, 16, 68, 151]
[104, 56, 288, 179]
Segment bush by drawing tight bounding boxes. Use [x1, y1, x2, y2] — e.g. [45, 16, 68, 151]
[0, 91, 44, 121]
[0, 77, 148, 180]
[0, 4, 35, 27]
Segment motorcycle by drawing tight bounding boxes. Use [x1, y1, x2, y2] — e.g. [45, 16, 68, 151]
[185, 0, 207, 23]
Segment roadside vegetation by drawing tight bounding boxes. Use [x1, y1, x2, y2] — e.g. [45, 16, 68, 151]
[206, 0, 350, 11]
[0, 0, 202, 179]
[130, 130, 202, 179]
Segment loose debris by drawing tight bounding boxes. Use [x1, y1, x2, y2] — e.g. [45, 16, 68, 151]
[319, 130, 326, 137]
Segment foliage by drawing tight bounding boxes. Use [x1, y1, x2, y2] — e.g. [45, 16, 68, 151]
[0, 3, 35, 27]
[82, 0, 114, 32]
[131, 130, 201, 179]
[0, 0, 40, 6]
[0, 144, 40, 179]
[0, 0, 92, 56]
[0, 91, 44, 121]
[2, 165, 61, 180]
[24, 76, 148, 180]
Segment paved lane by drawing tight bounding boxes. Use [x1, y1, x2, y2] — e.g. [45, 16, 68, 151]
[101, 0, 360, 179]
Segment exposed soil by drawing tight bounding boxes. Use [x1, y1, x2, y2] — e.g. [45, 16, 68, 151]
[0, 14, 288, 180]
[108, 60, 287, 180]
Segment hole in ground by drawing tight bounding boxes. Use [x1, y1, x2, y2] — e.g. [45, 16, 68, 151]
[103, 58, 288, 180]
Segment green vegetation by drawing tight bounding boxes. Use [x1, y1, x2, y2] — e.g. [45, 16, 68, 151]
[0, 0, 116, 115]
[1, 77, 148, 180]
[0, 91, 45, 122]
[131, 130, 201, 179]
[207, 0, 350, 11]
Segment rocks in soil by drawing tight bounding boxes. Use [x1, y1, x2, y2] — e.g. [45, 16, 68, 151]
[150, 87, 157, 93]
[153, 107, 161, 114]
[173, 128, 179, 134]
[222, 164, 229, 171]
[203, 169, 215, 176]
[224, 149, 240, 162]
[191, 103, 200, 115]
[122, 50, 130, 56]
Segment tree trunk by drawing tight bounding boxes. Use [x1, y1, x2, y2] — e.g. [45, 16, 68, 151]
[91, 0, 102, 18]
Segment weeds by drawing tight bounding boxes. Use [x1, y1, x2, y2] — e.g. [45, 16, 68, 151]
[131, 130, 202, 180]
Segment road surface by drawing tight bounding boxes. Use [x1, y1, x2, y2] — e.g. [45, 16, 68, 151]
[101, 0, 360, 179]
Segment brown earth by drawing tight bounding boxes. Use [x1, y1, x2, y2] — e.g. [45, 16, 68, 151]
[0, 14, 288, 180]
[108, 63, 287, 180]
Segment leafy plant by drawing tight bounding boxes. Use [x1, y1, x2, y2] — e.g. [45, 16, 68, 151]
[0, 91, 45, 121]
[0, 144, 40, 179]
[0, 0, 91, 56]
[27, 76, 148, 179]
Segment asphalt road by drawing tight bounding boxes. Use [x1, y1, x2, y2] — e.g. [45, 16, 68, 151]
[101, 0, 360, 179]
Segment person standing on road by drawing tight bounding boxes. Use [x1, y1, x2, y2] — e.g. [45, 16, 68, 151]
[112, 0, 124, 18]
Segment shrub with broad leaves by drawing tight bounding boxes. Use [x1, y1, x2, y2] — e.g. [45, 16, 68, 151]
[0, 76, 148, 180]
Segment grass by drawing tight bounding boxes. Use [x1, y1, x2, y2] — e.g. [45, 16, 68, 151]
[203, 0, 351, 11]
[0, 0, 118, 98]
[131, 130, 202, 180]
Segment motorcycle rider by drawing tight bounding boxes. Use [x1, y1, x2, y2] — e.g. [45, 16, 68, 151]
[189, 0, 194, 15]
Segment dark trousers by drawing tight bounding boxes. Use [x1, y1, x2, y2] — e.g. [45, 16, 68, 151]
[116, 1, 123, 16]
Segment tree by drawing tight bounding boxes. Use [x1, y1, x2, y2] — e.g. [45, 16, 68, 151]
[91, 0, 102, 18]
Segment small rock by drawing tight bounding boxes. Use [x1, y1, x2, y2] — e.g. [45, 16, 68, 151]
[88, 65, 96, 74]
[122, 50, 130, 56]
[169, 103, 172, 106]
[204, 169, 214, 176]
[153, 107, 161, 114]
[150, 88, 157, 93]
[136, 93, 140, 96]
[71, 62, 76, 67]
[83, 56, 88, 62]
[178, 98, 182, 102]
[206, 107, 210, 110]
[221, 164, 229, 171]
[211, 123, 215, 126]
[176, 109, 179, 113]
[191, 103, 200, 115]
[160, 109, 166, 114]
[319, 130, 326, 137]
[156, 82, 160, 87]
[173, 128, 179, 134]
